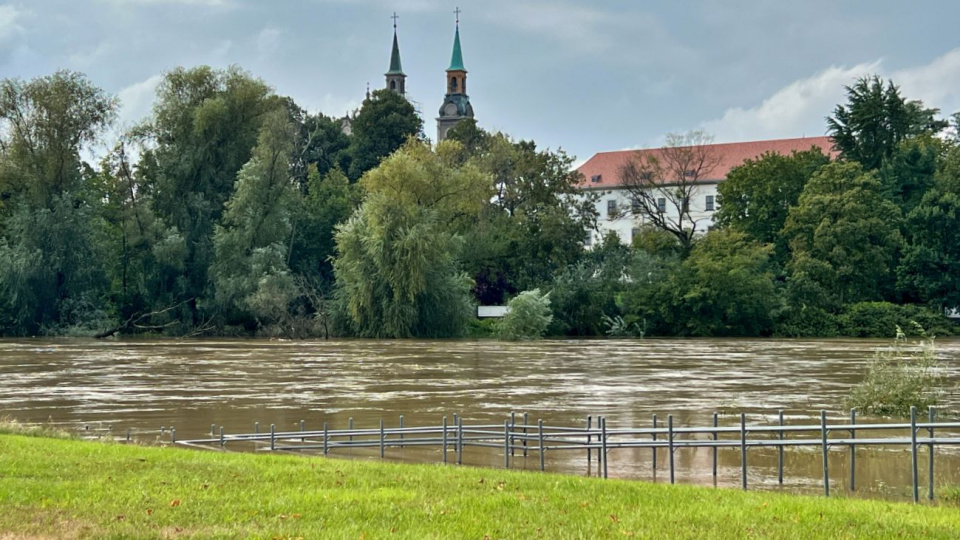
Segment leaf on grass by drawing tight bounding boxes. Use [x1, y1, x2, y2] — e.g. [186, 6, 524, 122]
[169, 499, 181, 507]
[610, 514, 619, 523]
[146, 508, 153, 515]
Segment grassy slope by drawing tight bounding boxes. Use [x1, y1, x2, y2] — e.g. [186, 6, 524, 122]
[1, 435, 959, 539]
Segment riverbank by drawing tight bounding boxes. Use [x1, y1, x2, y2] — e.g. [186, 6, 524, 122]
[2, 434, 960, 539]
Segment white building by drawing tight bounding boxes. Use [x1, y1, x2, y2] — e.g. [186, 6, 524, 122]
[575, 136, 834, 246]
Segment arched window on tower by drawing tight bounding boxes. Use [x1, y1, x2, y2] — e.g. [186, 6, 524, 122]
[390, 80, 396, 91]
[450, 77, 458, 93]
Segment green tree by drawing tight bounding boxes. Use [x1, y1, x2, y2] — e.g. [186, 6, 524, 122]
[332, 142, 480, 338]
[827, 76, 947, 171]
[288, 165, 360, 285]
[137, 66, 278, 322]
[783, 162, 903, 309]
[459, 131, 599, 301]
[286, 101, 352, 186]
[495, 289, 553, 341]
[346, 89, 422, 180]
[877, 135, 945, 214]
[896, 146, 960, 310]
[715, 148, 830, 262]
[0, 71, 117, 335]
[657, 230, 778, 336]
[210, 109, 300, 325]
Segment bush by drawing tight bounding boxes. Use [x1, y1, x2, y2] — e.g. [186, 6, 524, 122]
[773, 306, 839, 338]
[845, 326, 946, 417]
[495, 289, 552, 341]
[838, 302, 955, 338]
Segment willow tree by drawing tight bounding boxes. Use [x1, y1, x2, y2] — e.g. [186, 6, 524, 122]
[332, 140, 489, 338]
[210, 109, 300, 326]
[0, 71, 117, 335]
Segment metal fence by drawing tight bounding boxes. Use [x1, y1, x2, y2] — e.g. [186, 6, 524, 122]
[170, 406, 960, 503]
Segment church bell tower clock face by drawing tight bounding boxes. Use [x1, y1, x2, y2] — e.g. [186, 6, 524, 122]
[444, 102, 458, 117]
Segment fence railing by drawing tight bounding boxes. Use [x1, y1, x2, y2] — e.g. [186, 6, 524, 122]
[170, 406, 960, 503]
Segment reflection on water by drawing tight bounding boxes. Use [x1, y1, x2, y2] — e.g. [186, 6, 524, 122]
[1, 337, 958, 500]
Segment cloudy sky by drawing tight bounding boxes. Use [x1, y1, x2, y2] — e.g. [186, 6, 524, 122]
[2, 0, 960, 164]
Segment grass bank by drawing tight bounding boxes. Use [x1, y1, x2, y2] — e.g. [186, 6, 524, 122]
[2, 435, 960, 539]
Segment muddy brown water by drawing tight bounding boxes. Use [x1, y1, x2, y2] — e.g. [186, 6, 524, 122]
[2, 337, 959, 500]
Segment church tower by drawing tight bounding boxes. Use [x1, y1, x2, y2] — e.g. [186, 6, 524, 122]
[385, 13, 406, 95]
[436, 10, 474, 141]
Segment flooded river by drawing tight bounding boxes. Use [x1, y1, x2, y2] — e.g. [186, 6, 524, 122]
[1, 338, 959, 500]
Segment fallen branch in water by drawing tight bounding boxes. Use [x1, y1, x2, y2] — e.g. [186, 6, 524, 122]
[94, 299, 193, 339]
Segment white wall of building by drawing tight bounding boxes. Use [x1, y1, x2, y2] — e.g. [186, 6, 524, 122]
[581, 183, 720, 247]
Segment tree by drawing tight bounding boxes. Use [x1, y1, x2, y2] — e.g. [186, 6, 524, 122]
[210, 109, 300, 326]
[458, 131, 599, 300]
[617, 130, 721, 255]
[827, 76, 947, 171]
[346, 89, 422, 180]
[896, 146, 960, 310]
[332, 142, 482, 338]
[137, 66, 278, 323]
[877, 135, 945, 214]
[715, 148, 830, 263]
[0, 71, 117, 335]
[783, 162, 903, 309]
[285, 99, 352, 187]
[656, 230, 779, 337]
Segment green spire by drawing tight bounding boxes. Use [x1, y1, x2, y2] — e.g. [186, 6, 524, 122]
[447, 25, 465, 72]
[386, 30, 404, 75]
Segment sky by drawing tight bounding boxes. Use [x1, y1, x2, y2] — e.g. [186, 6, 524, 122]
[2, 0, 960, 165]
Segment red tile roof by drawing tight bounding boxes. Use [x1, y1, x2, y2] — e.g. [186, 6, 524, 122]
[576, 136, 836, 188]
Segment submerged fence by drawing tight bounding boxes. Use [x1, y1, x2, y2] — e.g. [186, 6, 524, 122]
[170, 406, 960, 503]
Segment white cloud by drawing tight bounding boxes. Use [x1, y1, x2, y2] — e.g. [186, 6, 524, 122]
[257, 26, 282, 58]
[117, 74, 162, 128]
[702, 47, 960, 143]
[701, 61, 881, 142]
[0, 4, 27, 43]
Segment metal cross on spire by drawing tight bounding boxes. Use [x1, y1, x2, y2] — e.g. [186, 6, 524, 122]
[391, 12, 399, 30]
[454, 7, 461, 25]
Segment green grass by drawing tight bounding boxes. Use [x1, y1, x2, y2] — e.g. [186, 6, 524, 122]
[2, 435, 960, 539]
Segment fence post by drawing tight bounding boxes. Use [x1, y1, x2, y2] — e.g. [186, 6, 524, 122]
[380, 419, 386, 459]
[538, 419, 545, 472]
[323, 422, 329, 456]
[821, 410, 829, 497]
[600, 417, 608, 479]
[220, 426, 226, 449]
[300, 419, 305, 442]
[510, 412, 516, 457]
[522, 412, 529, 458]
[442, 416, 448, 464]
[171, 427, 176, 444]
[254, 422, 259, 435]
[740, 413, 747, 491]
[928, 406, 935, 501]
[399, 415, 404, 448]
[269, 424, 275, 451]
[849, 408, 856, 492]
[457, 417, 464, 465]
[712, 412, 718, 482]
[211, 424, 216, 437]
[777, 409, 783, 486]
[586, 415, 592, 468]
[652, 414, 658, 470]
[504, 420, 511, 469]
[348, 417, 353, 444]
[668, 414, 675, 485]
[910, 406, 919, 503]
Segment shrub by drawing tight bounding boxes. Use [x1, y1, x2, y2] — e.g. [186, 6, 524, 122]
[845, 326, 946, 417]
[838, 302, 955, 337]
[773, 305, 839, 338]
[495, 289, 552, 341]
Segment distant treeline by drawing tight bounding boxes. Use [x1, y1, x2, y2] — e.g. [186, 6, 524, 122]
[0, 69, 956, 339]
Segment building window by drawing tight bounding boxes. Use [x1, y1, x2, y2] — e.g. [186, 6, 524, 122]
[631, 228, 640, 241]
[657, 197, 666, 213]
[684, 169, 696, 178]
[590, 174, 602, 183]
[390, 80, 396, 91]
[450, 77, 458, 92]
[631, 197, 641, 213]
[607, 199, 617, 218]
[584, 232, 592, 247]
[705, 195, 715, 212]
